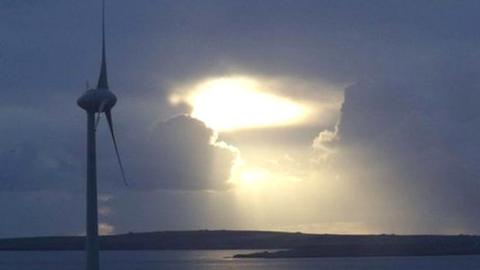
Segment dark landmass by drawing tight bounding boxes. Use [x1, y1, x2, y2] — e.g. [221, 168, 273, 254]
[234, 238, 480, 258]
[0, 230, 479, 259]
[0, 230, 308, 250]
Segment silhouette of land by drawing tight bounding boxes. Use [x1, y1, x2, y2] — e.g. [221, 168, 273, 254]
[0, 230, 479, 258]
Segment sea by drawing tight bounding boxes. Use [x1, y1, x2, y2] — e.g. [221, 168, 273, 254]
[0, 250, 479, 270]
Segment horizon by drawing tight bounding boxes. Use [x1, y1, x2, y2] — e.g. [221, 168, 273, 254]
[3, 229, 480, 240]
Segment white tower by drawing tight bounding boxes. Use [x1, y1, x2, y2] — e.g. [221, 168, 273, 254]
[77, 1, 127, 269]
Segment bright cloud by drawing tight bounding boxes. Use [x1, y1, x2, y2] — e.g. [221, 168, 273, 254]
[170, 76, 343, 132]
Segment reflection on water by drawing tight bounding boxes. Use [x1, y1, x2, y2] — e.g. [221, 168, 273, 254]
[0, 250, 480, 270]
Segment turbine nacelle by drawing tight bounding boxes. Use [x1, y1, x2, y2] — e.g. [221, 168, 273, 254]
[77, 88, 117, 113]
[77, 85, 128, 187]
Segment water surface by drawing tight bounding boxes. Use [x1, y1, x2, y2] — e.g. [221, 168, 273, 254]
[1, 250, 479, 270]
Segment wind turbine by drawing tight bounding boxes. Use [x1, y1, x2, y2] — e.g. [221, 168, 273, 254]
[77, 1, 127, 269]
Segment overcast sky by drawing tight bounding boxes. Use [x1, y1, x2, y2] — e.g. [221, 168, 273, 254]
[2, 0, 480, 237]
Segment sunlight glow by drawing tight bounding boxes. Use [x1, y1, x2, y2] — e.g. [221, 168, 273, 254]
[239, 167, 269, 185]
[171, 77, 312, 131]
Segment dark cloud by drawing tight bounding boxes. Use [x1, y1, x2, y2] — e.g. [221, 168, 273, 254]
[126, 114, 237, 190]
[0, 0, 37, 9]
[0, 111, 237, 192]
[334, 65, 480, 232]
[0, 107, 83, 192]
[0, 191, 84, 238]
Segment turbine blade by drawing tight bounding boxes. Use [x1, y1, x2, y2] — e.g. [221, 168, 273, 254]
[95, 101, 107, 130]
[105, 109, 128, 186]
[95, 113, 101, 130]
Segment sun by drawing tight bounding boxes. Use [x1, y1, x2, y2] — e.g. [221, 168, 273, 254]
[171, 76, 312, 131]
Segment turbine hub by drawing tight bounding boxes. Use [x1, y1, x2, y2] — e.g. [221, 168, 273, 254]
[77, 88, 117, 112]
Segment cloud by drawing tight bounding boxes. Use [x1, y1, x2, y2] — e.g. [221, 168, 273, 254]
[99, 206, 112, 216]
[169, 75, 344, 132]
[0, 107, 239, 192]
[312, 124, 340, 162]
[0, 191, 84, 238]
[329, 68, 480, 232]
[0, 107, 83, 192]
[99, 223, 115, 235]
[127, 114, 239, 190]
[0, 0, 36, 10]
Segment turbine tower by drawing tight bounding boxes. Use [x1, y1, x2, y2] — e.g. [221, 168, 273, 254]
[77, 1, 127, 269]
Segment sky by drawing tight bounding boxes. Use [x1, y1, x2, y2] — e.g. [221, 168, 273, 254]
[2, 0, 480, 237]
